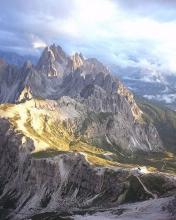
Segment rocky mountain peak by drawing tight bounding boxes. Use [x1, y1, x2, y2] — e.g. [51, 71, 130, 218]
[36, 44, 71, 78]
[71, 52, 84, 71]
[37, 46, 54, 66]
[81, 58, 111, 77]
[50, 44, 68, 63]
[0, 44, 164, 152]
[37, 44, 68, 66]
[0, 45, 175, 220]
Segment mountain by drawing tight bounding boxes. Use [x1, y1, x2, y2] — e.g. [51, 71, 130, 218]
[112, 65, 176, 111]
[0, 44, 163, 153]
[0, 50, 37, 66]
[137, 97, 176, 153]
[0, 60, 31, 103]
[0, 44, 175, 219]
[0, 116, 175, 220]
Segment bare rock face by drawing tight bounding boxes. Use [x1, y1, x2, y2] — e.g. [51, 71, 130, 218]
[71, 52, 84, 71]
[73, 197, 176, 220]
[0, 65, 27, 103]
[0, 60, 33, 103]
[0, 44, 175, 220]
[17, 85, 33, 103]
[0, 118, 175, 220]
[58, 71, 163, 152]
[117, 83, 142, 120]
[0, 44, 163, 152]
[36, 44, 72, 78]
[0, 118, 127, 219]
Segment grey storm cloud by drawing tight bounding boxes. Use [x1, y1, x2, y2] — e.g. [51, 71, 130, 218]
[1, 0, 176, 73]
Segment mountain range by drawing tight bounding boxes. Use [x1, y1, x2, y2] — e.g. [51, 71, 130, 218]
[112, 65, 176, 111]
[0, 45, 176, 220]
[0, 50, 37, 66]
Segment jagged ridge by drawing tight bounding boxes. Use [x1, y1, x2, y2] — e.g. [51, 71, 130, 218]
[0, 44, 163, 153]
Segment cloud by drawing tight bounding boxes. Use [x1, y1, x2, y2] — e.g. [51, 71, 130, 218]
[30, 35, 47, 49]
[114, 0, 176, 21]
[1, 0, 176, 74]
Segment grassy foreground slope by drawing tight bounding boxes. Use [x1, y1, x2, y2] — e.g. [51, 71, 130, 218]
[0, 99, 130, 168]
[0, 98, 175, 173]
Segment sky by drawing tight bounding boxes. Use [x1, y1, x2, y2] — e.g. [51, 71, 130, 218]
[1, 0, 176, 73]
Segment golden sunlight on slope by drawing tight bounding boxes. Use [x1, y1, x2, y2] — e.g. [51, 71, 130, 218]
[117, 83, 143, 121]
[0, 99, 64, 152]
[0, 99, 130, 168]
[0, 100, 175, 171]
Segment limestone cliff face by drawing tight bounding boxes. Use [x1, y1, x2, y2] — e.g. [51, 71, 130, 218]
[71, 52, 84, 71]
[0, 118, 175, 220]
[117, 83, 142, 120]
[36, 44, 73, 78]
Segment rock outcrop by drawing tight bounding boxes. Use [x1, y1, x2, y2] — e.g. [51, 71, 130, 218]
[0, 61, 31, 103]
[0, 45, 175, 220]
[0, 44, 163, 152]
[0, 118, 175, 220]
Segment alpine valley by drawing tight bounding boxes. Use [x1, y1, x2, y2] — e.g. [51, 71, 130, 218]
[0, 45, 176, 220]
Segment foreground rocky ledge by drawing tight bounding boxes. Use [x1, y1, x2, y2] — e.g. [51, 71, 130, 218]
[0, 118, 175, 220]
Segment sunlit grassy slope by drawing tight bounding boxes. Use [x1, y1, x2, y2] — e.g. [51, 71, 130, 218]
[0, 98, 175, 173]
[112, 150, 176, 174]
[0, 99, 130, 168]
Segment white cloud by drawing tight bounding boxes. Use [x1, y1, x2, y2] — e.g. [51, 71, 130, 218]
[1, 0, 176, 74]
[30, 35, 47, 49]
